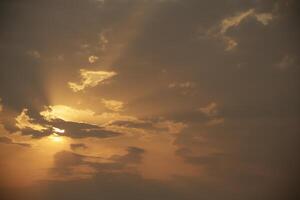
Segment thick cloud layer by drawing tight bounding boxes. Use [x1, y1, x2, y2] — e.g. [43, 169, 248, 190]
[0, 0, 299, 200]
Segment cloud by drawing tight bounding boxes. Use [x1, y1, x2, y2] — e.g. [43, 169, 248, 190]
[99, 30, 109, 51]
[12, 107, 124, 139]
[40, 105, 138, 126]
[88, 55, 99, 64]
[0, 136, 31, 147]
[168, 81, 195, 89]
[70, 143, 88, 151]
[50, 151, 89, 177]
[15, 108, 48, 131]
[254, 13, 273, 25]
[276, 54, 295, 70]
[101, 99, 124, 112]
[0, 97, 2, 112]
[26, 50, 41, 59]
[51, 146, 146, 178]
[153, 120, 187, 134]
[198, 102, 224, 126]
[111, 146, 145, 164]
[49, 119, 121, 139]
[168, 81, 196, 95]
[220, 9, 255, 34]
[198, 102, 218, 117]
[205, 9, 274, 51]
[68, 69, 117, 92]
[205, 118, 224, 127]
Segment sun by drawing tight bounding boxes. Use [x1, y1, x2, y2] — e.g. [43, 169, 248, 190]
[49, 133, 64, 143]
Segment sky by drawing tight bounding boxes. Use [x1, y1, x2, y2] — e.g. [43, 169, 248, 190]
[0, 0, 299, 199]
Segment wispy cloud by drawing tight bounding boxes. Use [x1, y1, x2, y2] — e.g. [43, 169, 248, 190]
[204, 9, 274, 51]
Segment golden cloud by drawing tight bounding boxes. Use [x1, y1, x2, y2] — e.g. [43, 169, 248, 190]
[40, 105, 138, 126]
[68, 69, 117, 92]
[205, 9, 274, 51]
[88, 55, 99, 64]
[16, 109, 47, 131]
[101, 99, 124, 112]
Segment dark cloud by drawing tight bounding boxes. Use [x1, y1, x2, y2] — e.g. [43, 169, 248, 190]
[0, 136, 30, 147]
[1, 112, 122, 139]
[111, 146, 145, 164]
[51, 146, 146, 177]
[50, 119, 121, 139]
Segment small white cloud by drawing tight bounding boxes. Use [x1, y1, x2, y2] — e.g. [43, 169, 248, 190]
[88, 55, 99, 64]
[101, 99, 124, 112]
[68, 69, 117, 92]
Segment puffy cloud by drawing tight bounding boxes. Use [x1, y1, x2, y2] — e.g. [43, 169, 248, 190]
[101, 99, 124, 112]
[68, 69, 117, 92]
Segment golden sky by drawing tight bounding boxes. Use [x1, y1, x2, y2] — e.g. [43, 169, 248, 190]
[0, 0, 300, 199]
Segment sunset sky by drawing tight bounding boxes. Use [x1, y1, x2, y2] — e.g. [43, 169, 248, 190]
[0, 0, 299, 199]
